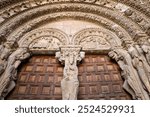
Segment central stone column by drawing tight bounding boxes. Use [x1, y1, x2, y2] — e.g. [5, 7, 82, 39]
[56, 45, 85, 100]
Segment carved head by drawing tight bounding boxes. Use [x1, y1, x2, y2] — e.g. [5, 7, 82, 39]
[108, 50, 118, 60]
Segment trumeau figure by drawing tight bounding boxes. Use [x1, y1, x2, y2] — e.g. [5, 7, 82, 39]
[56, 46, 85, 100]
[0, 47, 30, 99]
[109, 48, 150, 99]
[128, 45, 150, 96]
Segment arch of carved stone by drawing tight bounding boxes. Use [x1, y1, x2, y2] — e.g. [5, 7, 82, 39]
[0, 0, 150, 100]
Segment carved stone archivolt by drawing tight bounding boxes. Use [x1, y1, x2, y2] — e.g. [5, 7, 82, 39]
[0, 3, 147, 42]
[0, 0, 150, 100]
[56, 45, 85, 100]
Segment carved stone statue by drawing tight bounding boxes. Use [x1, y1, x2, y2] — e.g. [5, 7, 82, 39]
[0, 47, 30, 99]
[109, 48, 150, 100]
[128, 45, 150, 95]
[141, 44, 150, 66]
[0, 41, 14, 76]
[56, 45, 85, 100]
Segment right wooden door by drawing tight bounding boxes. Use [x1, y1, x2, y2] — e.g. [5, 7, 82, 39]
[78, 54, 132, 100]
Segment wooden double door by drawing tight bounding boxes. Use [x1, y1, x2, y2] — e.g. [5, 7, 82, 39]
[6, 55, 131, 100]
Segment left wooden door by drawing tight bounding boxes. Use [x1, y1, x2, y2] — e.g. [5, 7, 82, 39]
[6, 55, 63, 100]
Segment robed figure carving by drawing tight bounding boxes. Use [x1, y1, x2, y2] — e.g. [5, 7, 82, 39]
[0, 47, 30, 99]
[128, 46, 150, 96]
[109, 48, 150, 100]
[56, 46, 85, 100]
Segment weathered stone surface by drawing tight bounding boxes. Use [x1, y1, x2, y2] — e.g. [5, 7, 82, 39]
[56, 45, 85, 100]
[0, 47, 30, 98]
[0, 0, 150, 100]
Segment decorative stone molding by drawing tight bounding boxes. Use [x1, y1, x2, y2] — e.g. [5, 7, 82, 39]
[109, 47, 150, 100]
[0, 47, 30, 99]
[0, 0, 149, 24]
[56, 45, 85, 100]
[7, 12, 132, 44]
[0, 3, 145, 41]
[124, 8, 150, 32]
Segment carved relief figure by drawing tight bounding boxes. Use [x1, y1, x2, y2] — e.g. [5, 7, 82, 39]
[0, 47, 30, 99]
[79, 36, 110, 50]
[56, 46, 85, 100]
[0, 41, 14, 76]
[29, 37, 61, 50]
[128, 46, 150, 95]
[109, 48, 149, 99]
[141, 44, 150, 66]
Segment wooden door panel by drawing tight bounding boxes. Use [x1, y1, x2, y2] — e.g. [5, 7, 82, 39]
[78, 55, 131, 100]
[6, 54, 131, 100]
[6, 55, 63, 100]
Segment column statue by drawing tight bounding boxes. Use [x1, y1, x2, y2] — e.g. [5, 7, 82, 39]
[109, 47, 149, 99]
[0, 47, 30, 99]
[128, 45, 150, 95]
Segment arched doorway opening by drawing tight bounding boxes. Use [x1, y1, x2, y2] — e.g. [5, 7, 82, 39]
[6, 54, 132, 100]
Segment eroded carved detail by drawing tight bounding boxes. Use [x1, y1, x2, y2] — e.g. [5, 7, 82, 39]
[19, 28, 69, 48]
[0, 3, 144, 41]
[0, 47, 30, 99]
[141, 43, 150, 66]
[0, 41, 16, 76]
[56, 45, 85, 100]
[128, 45, 150, 95]
[74, 28, 120, 49]
[79, 36, 110, 50]
[29, 37, 61, 50]
[109, 47, 150, 100]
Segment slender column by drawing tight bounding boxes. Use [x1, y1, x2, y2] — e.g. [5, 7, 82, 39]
[55, 45, 85, 100]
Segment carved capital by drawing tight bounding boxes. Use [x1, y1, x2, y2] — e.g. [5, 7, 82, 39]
[56, 45, 85, 64]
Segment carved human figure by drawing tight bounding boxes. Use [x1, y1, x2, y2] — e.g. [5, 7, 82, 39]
[0, 44, 5, 75]
[0, 47, 30, 99]
[109, 48, 149, 99]
[128, 46, 150, 95]
[141, 44, 150, 66]
[56, 46, 85, 100]
[0, 41, 14, 76]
